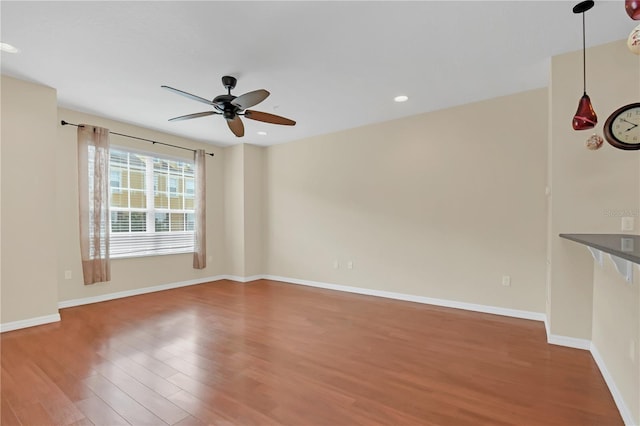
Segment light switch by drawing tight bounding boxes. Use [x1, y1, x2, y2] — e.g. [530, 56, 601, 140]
[622, 217, 634, 232]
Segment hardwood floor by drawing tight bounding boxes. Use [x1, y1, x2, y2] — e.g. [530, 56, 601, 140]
[1, 279, 622, 425]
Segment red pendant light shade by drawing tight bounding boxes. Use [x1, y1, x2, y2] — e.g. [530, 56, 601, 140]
[573, 93, 598, 130]
[571, 1, 597, 131]
[626, 0, 640, 20]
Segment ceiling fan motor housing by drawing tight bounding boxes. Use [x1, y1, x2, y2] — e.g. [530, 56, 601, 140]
[223, 109, 236, 120]
[212, 94, 239, 119]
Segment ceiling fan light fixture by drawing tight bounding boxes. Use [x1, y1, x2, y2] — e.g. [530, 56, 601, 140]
[394, 95, 409, 103]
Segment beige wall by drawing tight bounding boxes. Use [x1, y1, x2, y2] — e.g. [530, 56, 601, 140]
[222, 143, 266, 278]
[223, 144, 245, 277]
[264, 89, 548, 312]
[548, 40, 640, 339]
[56, 108, 225, 302]
[1, 76, 59, 322]
[592, 260, 639, 423]
[243, 144, 265, 277]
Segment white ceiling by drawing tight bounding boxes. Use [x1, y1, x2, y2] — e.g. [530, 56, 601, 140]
[0, 1, 633, 147]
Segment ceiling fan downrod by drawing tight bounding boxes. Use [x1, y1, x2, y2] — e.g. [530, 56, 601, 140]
[221, 75, 237, 95]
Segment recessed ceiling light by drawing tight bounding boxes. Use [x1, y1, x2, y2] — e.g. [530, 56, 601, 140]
[394, 95, 409, 103]
[257, 131, 267, 136]
[0, 42, 19, 53]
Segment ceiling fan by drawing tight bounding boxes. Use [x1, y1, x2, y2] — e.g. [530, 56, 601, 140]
[161, 76, 296, 138]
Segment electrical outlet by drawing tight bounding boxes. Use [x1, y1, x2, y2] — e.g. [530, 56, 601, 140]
[501, 275, 511, 286]
[64, 270, 72, 280]
[622, 217, 634, 232]
[347, 261, 353, 270]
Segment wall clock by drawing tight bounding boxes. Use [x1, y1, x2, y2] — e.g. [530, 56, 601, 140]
[603, 103, 640, 150]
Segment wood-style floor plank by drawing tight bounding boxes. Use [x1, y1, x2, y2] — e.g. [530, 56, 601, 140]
[8, 400, 57, 425]
[1, 394, 21, 426]
[128, 351, 181, 379]
[1, 279, 624, 425]
[82, 374, 167, 425]
[75, 396, 129, 426]
[171, 414, 209, 426]
[67, 417, 96, 426]
[95, 348, 183, 398]
[94, 362, 189, 424]
[167, 389, 238, 426]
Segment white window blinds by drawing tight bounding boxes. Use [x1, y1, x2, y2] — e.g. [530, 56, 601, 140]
[106, 147, 195, 258]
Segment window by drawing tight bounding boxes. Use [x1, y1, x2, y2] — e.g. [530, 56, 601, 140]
[185, 179, 195, 195]
[108, 147, 195, 258]
[110, 170, 122, 194]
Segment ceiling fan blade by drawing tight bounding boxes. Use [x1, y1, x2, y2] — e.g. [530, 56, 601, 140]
[244, 110, 296, 126]
[168, 111, 218, 122]
[227, 116, 245, 137]
[231, 89, 270, 110]
[161, 85, 214, 106]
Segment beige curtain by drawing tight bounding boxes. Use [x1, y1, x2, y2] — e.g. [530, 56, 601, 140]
[77, 125, 111, 284]
[193, 149, 207, 269]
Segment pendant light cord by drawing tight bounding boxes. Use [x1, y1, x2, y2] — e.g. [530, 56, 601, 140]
[582, 11, 586, 95]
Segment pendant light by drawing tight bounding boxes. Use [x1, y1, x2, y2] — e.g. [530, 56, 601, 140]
[629, 23, 640, 55]
[626, 1, 640, 55]
[586, 133, 603, 150]
[572, 0, 598, 130]
[626, 0, 640, 20]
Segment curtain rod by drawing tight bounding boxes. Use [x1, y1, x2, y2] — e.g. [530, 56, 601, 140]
[60, 121, 214, 157]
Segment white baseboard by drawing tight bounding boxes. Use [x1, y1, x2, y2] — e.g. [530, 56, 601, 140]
[220, 274, 264, 283]
[544, 316, 551, 337]
[0, 313, 61, 333]
[57, 272, 546, 322]
[543, 315, 591, 350]
[591, 343, 636, 426]
[262, 275, 546, 322]
[58, 275, 227, 309]
[546, 333, 592, 350]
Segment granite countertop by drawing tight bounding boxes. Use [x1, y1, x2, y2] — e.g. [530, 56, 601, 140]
[559, 234, 640, 264]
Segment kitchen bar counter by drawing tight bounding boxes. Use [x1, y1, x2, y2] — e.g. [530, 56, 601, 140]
[559, 234, 640, 277]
